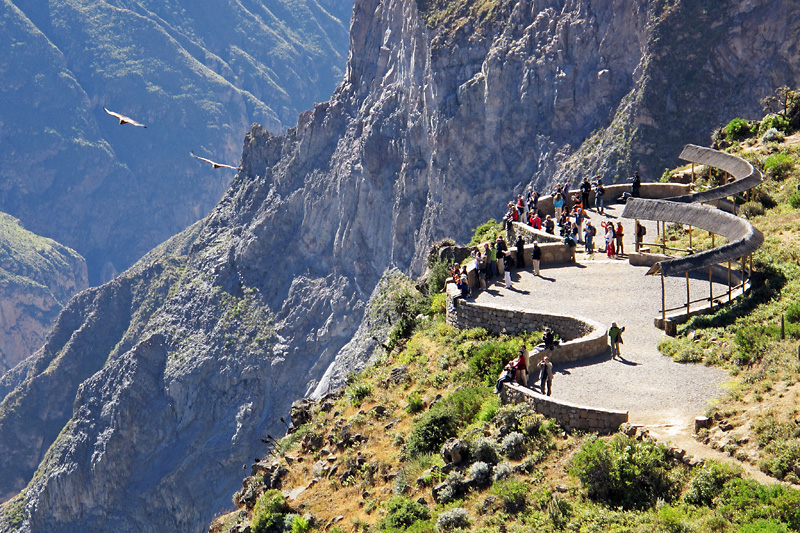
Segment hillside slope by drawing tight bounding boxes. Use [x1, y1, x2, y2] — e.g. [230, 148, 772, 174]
[0, 0, 351, 283]
[0, 213, 87, 376]
[2, 0, 800, 531]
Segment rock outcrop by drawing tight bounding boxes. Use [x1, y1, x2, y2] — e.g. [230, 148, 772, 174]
[0, 213, 87, 375]
[2, 0, 800, 531]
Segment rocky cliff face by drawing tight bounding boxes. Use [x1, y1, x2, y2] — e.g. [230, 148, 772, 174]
[0, 0, 351, 284]
[0, 213, 87, 375]
[2, 0, 800, 531]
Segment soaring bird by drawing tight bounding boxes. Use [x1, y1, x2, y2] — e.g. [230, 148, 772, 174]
[190, 151, 239, 170]
[103, 107, 147, 128]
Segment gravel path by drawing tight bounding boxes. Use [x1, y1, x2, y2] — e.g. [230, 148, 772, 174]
[474, 205, 732, 432]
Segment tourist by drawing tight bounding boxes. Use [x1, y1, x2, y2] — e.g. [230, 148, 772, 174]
[580, 177, 592, 211]
[601, 221, 615, 257]
[630, 171, 642, 197]
[455, 274, 470, 301]
[515, 234, 526, 269]
[530, 241, 541, 276]
[615, 222, 625, 255]
[537, 355, 553, 396]
[542, 327, 556, 350]
[484, 243, 495, 280]
[514, 347, 528, 387]
[530, 211, 542, 230]
[553, 192, 564, 219]
[635, 220, 646, 251]
[594, 177, 605, 214]
[544, 215, 555, 235]
[573, 205, 584, 240]
[502, 249, 513, 289]
[608, 322, 625, 359]
[584, 222, 595, 254]
[494, 358, 517, 394]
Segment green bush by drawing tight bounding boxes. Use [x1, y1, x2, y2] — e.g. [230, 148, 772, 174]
[790, 191, 800, 209]
[684, 461, 742, 506]
[570, 434, 678, 510]
[252, 490, 288, 533]
[469, 219, 502, 246]
[426, 259, 451, 296]
[739, 519, 789, 533]
[760, 439, 800, 480]
[380, 497, 431, 530]
[491, 479, 528, 514]
[346, 382, 372, 407]
[404, 387, 489, 458]
[290, 515, 310, 533]
[429, 292, 446, 315]
[762, 153, 795, 180]
[762, 128, 785, 143]
[475, 395, 499, 423]
[500, 432, 526, 460]
[758, 113, 790, 135]
[465, 338, 520, 386]
[724, 118, 755, 141]
[406, 392, 425, 414]
[470, 436, 500, 465]
[785, 303, 800, 324]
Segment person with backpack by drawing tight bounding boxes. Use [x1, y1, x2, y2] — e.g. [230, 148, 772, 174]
[635, 220, 647, 252]
[537, 355, 554, 396]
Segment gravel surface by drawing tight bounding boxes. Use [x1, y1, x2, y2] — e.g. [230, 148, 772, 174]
[474, 205, 731, 429]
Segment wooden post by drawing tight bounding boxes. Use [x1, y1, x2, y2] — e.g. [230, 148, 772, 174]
[662, 221, 666, 254]
[709, 265, 714, 309]
[635, 218, 640, 252]
[686, 271, 691, 314]
[727, 261, 732, 302]
[661, 272, 666, 328]
[691, 162, 695, 185]
[711, 232, 715, 248]
[688, 225, 693, 250]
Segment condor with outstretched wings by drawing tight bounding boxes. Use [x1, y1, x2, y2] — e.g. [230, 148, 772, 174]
[190, 151, 239, 170]
[103, 107, 147, 128]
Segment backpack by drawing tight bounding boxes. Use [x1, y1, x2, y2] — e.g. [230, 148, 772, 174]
[590, 225, 597, 237]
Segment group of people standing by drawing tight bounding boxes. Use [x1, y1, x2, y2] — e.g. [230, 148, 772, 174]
[494, 329, 557, 396]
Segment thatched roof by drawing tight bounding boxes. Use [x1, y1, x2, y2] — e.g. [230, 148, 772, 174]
[621, 145, 764, 277]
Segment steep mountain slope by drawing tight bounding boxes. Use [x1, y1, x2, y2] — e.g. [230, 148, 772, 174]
[0, 213, 87, 376]
[2, 0, 800, 531]
[0, 0, 351, 284]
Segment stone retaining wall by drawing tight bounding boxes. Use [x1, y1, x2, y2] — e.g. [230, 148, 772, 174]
[501, 382, 628, 434]
[445, 294, 608, 364]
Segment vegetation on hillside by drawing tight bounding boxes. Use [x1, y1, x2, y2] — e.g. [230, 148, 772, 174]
[653, 87, 800, 485]
[208, 87, 800, 532]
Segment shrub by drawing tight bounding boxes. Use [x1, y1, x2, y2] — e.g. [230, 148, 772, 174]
[724, 118, 755, 142]
[405, 388, 489, 459]
[760, 439, 800, 480]
[684, 461, 742, 506]
[468, 461, 492, 487]
[500, 432, 526, 460]
[436, 508, 470, 531]
[785, 303, 800, 324]
[492, 462, 512, 482]
[465, 338, 520, 386]
[758, 113, 790, 135]
[470, 437, 500, 465]
[762, 153, 795, 180]
[761, 127, 785, 143]
[429, 292, 447, 315]
[406, 392, 425, 414]
[426, 260, 451, 297]
[381, 497, 431, 530]
[347, 382, 372, 407]
[436, 471, 466, 505]
[740, 201, 765, 218]
[286, 515, 309, 533]
[475, 396, 499, 423]
[739, 519, 789, 533]
[469, 219, 502, 246]
[491, 479, 528, 513]
[252, 490, 288, 533]
[791, 191, 800, 209]
[570, 434, 678, 510]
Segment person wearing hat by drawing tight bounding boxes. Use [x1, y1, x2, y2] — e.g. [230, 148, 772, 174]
[537, 355, 553, 396]
[608, 322, 625, 359]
